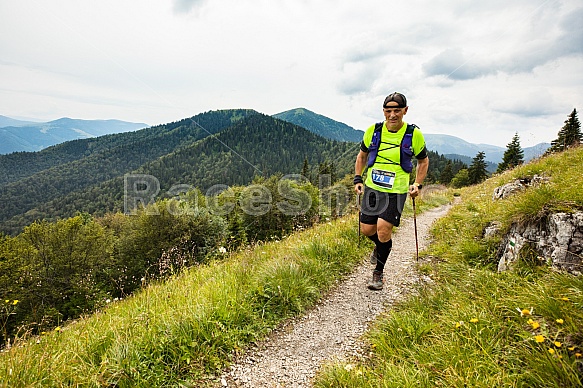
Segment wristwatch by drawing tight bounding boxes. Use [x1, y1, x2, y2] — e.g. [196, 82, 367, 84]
[413, 182, 423, 190]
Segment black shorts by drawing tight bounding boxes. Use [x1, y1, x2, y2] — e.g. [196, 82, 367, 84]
[359, 186, 407, 227]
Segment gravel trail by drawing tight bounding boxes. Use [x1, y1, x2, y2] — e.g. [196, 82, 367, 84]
[217, 202, 452, 387]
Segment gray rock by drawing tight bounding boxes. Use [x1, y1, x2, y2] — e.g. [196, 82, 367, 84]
[498, 212, 583, 274]
[484, 221, 502, 238]
[492, 175, 550, 200]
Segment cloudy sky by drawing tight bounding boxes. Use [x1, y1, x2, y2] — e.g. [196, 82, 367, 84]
[1, 0, 581, 147]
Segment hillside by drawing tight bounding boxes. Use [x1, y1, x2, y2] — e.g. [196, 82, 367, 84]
[0, 113, 356, 235]
[0, 109, 259, 234]
[0, 109, 257, 186]
[0, 117, 149, 154]
[273, 107, 363, 143]
[1, 148, 580, 386]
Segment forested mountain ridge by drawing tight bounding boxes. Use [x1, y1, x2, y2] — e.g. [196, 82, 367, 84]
[0, 110, 259, 234]
[0, 112, 356, 235]
[139, 113, 356, 192]
[274, 108, 363, 143]
[0, 109, 258, 186]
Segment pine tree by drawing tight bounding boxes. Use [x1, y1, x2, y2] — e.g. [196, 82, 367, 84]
[467, 151, 489, 185]
[301, 157, 310, 181]
[439, 160, 454, 185]
[497, 133, 524, 173]
[547, 108, 582, 154]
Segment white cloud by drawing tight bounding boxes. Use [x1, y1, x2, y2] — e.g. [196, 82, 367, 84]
[0, 0, 581, 149]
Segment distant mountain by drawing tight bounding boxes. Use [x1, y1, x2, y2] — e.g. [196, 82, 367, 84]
[424, 134, 549, 164]
[424, 134, 504, 163]
[0, 115, 39, 128]
[0, 111, 354, 235]
[273, 108, 362, 143]
[272, 110, 550, 164]
[0, 116, 149, 154]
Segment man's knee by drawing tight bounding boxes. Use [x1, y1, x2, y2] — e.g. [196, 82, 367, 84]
[360, 223, 376, 236]
[377, 223, 393, 242]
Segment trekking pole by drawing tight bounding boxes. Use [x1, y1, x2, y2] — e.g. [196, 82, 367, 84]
[356, 192, 361, 246]
[412, 196, 419, 262]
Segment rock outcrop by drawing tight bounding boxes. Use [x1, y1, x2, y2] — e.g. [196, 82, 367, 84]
[496, 213, 583, 274]
[492, 175, 550, 200]
[492, 175, 582, 274]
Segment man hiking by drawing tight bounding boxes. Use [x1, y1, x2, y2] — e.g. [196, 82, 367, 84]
[354, 92, 429, 290]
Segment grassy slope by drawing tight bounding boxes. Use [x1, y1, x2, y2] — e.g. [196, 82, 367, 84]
[0, 182, 448, 386]
[3, 149, 581, 387]
[315, 147, 583, 387]
[0, 188, 446, 387]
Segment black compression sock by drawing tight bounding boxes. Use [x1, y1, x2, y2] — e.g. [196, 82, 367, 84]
[367, 233, 380, 245]
[375, 239, 392, 272]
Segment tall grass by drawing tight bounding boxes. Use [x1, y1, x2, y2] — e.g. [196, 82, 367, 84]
[2, 190, 447, 386]
[0, 184, 450, 386]
[314, 147, 583, 387]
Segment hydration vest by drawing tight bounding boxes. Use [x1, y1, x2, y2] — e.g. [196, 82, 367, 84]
[366, 122, 417, 173]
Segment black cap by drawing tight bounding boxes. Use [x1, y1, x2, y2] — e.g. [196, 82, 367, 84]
[383, 92, 407, 108]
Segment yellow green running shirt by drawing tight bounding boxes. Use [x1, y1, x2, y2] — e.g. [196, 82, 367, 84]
[361, 121, 427, 193]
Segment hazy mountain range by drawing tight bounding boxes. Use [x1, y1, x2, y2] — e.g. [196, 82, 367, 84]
[0, 115, 148, 154]
[1, 111, 549, 164]
[423, 134, 550, 164]
[273, 109, 550, 164]
[0, 107, 553, 234]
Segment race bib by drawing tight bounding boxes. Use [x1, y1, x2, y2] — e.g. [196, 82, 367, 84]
[371, 169, 396, 189]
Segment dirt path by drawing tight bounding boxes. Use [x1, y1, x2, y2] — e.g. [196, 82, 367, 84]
[217, 202, 452, 387]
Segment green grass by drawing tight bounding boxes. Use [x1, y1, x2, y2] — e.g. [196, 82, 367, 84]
[0, 189, 448, 387]
[314, 147, 583, 388]
[8, 144, 581, 388]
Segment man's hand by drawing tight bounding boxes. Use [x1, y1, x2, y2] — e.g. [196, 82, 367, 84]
[353, 174, 364, 194]
[409, 184, 420, 198]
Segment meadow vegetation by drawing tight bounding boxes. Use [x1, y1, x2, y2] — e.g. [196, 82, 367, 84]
[1, 147, 581, 387]
[314, 147, 583, 387]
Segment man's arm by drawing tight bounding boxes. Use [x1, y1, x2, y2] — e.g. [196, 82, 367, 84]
[354, 150, 368, 194]
[410, 156, 429, 198]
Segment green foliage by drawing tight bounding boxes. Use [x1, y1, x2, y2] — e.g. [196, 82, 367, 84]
[0, 206, 370, 386]
[424, 150, 467, 184]
[439, 160, 455, 184]
[547, 108, 582, 154]
[0, 216, 113, 340]
[0, 173, 357, 348]
[234, 174, 321, 242]
[97, 200, 228, 297]
[497, 132, 524, 173]
[450, 168, 470, 188]
[0, 198, 229, 345]
[467, 151, 489, 185]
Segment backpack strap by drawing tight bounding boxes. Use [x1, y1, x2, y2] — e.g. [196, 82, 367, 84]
[366, 122, 384, 167]
[367, 122, 418, 170]
[399, 123, 417, 173]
